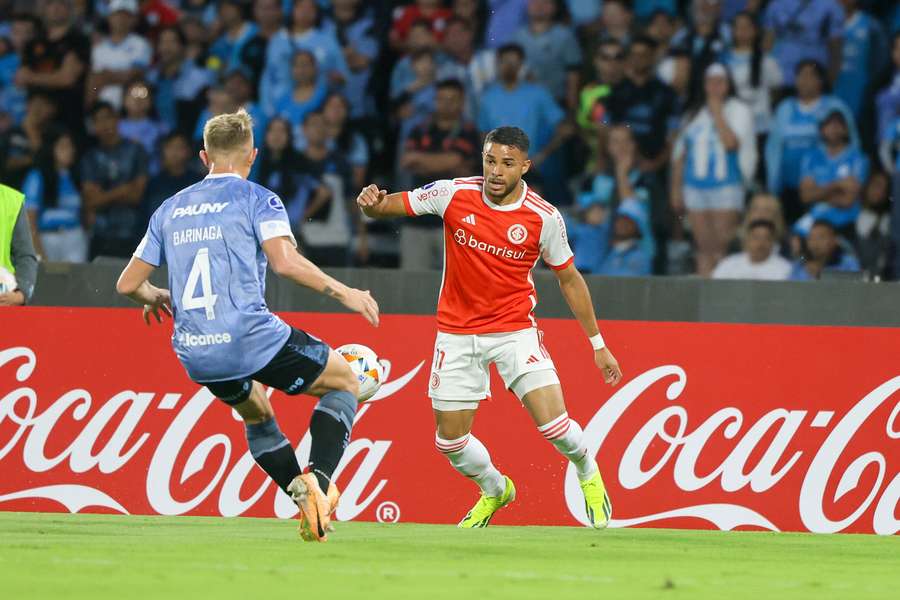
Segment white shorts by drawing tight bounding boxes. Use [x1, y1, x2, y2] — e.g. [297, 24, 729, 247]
[684, 184, 745, 212]
[428, 328, 560, 411]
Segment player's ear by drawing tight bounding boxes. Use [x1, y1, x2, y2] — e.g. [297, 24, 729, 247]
[199, 150, 210, 168]
[521, 159, 532, 176]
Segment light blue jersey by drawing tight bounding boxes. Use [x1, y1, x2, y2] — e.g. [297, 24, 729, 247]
[835, 12, 887, 118]
[134, 173, 295, 383]
[793, 144, 869, 236]
[765, 95, 858, 193]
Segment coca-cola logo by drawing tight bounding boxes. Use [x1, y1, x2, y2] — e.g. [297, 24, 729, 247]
[563, 366, 900, 535]
[0, 346, 424, 521]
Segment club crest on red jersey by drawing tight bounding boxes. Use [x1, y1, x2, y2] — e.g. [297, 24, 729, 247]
[507, 224, 528, 245]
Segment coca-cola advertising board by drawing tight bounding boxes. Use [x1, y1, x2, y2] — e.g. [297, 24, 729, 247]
[1, 307, 898, 535]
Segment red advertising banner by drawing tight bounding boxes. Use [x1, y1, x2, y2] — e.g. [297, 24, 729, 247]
[1, 307, 898, 534]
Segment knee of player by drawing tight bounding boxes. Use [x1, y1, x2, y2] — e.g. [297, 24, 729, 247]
[338, 365, 360, 399]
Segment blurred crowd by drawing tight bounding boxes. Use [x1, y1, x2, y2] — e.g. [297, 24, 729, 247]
[1, 0, 899, 280]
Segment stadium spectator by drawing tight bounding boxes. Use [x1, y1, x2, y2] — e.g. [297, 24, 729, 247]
[834, 0, 888, 121]
[452, 0, 487, 45]
[565, 0, 601, 29]
[0, 13, 40, 129]
[440, 17, 477, 101]
[19, 0, 90, 138]
[141, 131, 198, 220]
[875, 33, 900, 149]
[855, 168, 891, 277]
[237, 0, 284, 89]
[260, 0, 348, 117]
[393, 49, 440, 140]
[597, 201, 653, 276]
[607, 35, 680, 175]
[0, 92, 57, 190]
[193, 86, 239, 143]
[794, 109, 868, 238]
[330, 0, 380, 119]
[585, 124, 663, 261]
[743, 192, 788, 246]
[577, 38, 626, 172]
[765, 60, 857, 224]
[670, 0, 730, 106]
[390, 20, 452, 109]
[645, 9, 677, 59]
[477, 44, 569, 184]
[178, 15, 211, 66]
[0, 183, 37, 305]
[790, 219, 860, 280]
[252, 117, 313, 222]
[321, 93, 369, 193]
[296, 110, 352, 266]
[671, 63, 756, 276]
[81, 102, 148, 259]
[207, 0, 258, 75]
[147, 25, 215, 134]
[723, 11, 783, 142]
[273, 50, 326, 143]
[598, 0, 634, 46]
[222, 67, 267, 145]
[119, 80, 169, 174]
[634, 1, 678, 22]
[763, 0, 844, 86]
[568, 183, 612, 274]
[87, 0, 151, 111]
[512, 0, 583, 109]
[398, 78, 479, 270]
[484, 0, 528, 49]
[22, 129, 86, 262]
[139, 0, 181, 40]
[391, 0, 453, 51]
[712, 219, 791, 280]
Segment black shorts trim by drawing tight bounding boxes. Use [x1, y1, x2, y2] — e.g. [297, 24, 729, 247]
[205, 327, 331, 405]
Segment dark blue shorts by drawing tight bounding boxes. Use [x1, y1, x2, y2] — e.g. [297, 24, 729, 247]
[205, 327, 331, 405]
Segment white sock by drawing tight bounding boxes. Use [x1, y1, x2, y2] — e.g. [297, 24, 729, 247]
[538, 413, 598, 481]
[435, 433, 506, 497]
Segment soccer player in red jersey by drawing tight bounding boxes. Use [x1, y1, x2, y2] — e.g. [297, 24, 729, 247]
[357, 126, 622, 528]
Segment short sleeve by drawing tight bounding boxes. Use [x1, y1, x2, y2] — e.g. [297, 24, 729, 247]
[403, 179, 456, 218]
[253, 191, 297, 246]
[541, 209, 575, 270]
[134, 210, 165, 267]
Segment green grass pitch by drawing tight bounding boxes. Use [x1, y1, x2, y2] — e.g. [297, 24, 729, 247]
[1, 512, 897, 599]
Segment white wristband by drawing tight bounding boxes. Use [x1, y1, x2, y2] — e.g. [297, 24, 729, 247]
[589, 332, 606, 350]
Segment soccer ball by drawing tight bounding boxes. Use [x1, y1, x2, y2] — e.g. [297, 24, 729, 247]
[336, 343, 385, 403]
[0, 267, 16, 294]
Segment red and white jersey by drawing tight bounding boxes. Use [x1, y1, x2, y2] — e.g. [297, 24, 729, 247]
[402, 176, 574, 334]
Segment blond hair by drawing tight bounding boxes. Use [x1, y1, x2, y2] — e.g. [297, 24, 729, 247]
[203, 108, 254, 157]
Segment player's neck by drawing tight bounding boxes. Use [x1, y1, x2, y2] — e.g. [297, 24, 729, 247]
[207, 166, 246, 178]
[484, 180, 523, 206]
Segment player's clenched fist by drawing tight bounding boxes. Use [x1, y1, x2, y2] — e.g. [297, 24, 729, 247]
[356, 184, 386, 208]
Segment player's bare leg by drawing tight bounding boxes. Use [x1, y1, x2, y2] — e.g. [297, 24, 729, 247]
[289, 350, 360, 541]
[521, 382, 612, 528]
[434, 408, 515, 527]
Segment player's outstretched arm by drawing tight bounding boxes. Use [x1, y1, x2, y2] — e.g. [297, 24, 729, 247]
[116, 256, 172, 325]
[262, 236, 380, 327]
[356, 184, 409, 219]
[554, 263, 622, 386]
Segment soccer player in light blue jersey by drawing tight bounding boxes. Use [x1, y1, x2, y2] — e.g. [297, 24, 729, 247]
[116, 109, 379, 542]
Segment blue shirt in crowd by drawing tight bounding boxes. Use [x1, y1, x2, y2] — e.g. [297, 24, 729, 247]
[512, 23, 582, 101]
[835, 11, 887, 118]
[260, 28, 349, 117]
[793, 144, 869, 235]
[764, 0, 844, 86]
[23, 169, 83, 231]
[789, 252, 860, 280]
[147, 60, 216, 131]
[597, 242, 652, 277]
[477, 82, 563, 155]
[135, 173, 294, 382]
[208, 23, 259, 73]
[765, 95, 857, 193]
